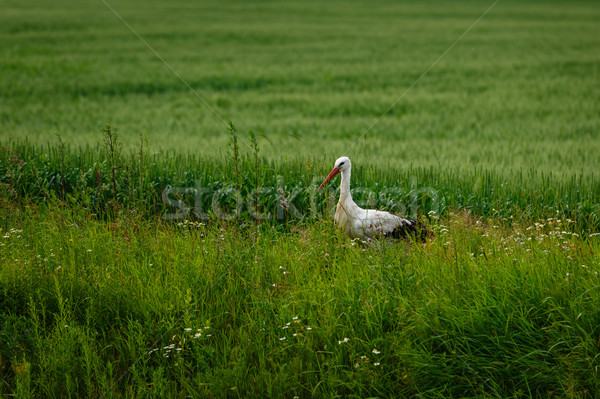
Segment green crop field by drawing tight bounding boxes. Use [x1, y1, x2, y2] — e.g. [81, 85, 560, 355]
[1, 0, 600, 397]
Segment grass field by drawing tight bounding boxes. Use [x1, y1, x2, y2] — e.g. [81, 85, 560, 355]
[1, 0, 600, 397]
[2, 0, 600, 173]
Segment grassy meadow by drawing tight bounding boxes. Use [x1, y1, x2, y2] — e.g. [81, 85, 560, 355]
[1, 0, 600, 397]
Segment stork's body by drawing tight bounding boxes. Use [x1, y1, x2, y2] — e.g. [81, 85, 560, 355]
[319, 157, 427, 240]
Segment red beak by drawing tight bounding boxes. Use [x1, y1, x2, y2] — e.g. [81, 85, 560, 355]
[318, 167, 340, 190]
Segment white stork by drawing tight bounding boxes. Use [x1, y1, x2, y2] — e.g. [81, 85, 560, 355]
[318, 156, 429, 241]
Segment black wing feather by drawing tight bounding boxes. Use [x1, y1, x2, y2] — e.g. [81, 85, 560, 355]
[388, 220, 432, 241]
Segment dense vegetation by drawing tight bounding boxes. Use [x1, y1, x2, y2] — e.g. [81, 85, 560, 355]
[2, 200, 599, 397]
[1, 0, 599, 397]
[2, 125, 600, 231]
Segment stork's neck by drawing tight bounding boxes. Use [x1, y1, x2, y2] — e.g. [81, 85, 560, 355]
[339, 167, 352, 204]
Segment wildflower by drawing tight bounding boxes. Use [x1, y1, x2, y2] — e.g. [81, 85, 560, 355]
[373, 362, 380, 366]
[372, 349, 381, 354]
[338, 337, 349, 344]
[279, 337, 286, 341]
[184, 328, 192, 332]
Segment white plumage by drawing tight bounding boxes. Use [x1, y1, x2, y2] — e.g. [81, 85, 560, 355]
[319, 156, 426, 240]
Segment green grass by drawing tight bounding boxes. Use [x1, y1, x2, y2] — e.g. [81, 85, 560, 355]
[2, 0, 600, 397]
[2, 137, 600, 231]
[1, 203, 599, 397]
[1, 0, 600, 175]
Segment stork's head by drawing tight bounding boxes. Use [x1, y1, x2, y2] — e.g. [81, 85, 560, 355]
[318, 156, 351, 190]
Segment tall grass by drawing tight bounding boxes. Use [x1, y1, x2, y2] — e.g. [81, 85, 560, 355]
[2, 133, 599, 395]
[1, 137, 599, 231]
[1, 199, 599, 397]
